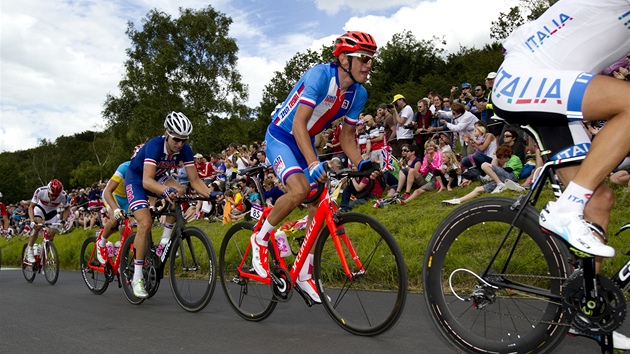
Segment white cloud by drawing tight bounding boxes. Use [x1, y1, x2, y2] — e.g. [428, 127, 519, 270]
[314, 0, 418, 15]
[1, 0, 518, 152]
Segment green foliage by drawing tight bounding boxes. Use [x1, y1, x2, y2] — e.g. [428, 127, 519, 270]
[103, 5, 250, 153]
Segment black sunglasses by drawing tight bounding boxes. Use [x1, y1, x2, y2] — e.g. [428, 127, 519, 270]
[401, 149, 409, 152]
[167, 132, 188, 143]
[503, 134, 513, 138]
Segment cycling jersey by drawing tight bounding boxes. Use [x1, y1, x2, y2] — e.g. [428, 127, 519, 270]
[493, 0, 630, 137]
[103, 161, 130, 213]
[266, 63, 368, 183]
[125, 135, 194, 211]
[30, 186, 69, 221]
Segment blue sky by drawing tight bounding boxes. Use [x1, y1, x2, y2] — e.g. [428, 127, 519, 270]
[0, 0, 518, 152]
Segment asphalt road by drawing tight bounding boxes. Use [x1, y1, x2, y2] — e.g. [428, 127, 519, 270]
[0, 268, 624, 353]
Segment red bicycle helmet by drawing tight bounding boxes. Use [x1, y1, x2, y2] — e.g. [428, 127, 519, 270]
[48, 179, 63, 197]
[332, 31, 377, 57]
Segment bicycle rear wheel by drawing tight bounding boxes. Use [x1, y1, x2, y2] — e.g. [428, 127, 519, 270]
[423, 197, 572, 353]
[220, 222, 277, 321]
[119, 232, 146, 305]
[43, 241, 59, 285]
[21, 244, 36, 283]
[80, 236, 109, 294]
[169, 226, 216, 312]
[313, 212, 408, 336]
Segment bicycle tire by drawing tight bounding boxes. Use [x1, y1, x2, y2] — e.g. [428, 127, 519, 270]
[313, 212, 408, 336]
[169, 226, 217, 312]
[423, 197, 573, 353]
[21, 244, 36, 283]
[80, 236, 109, 295]
[220, 222, 277, 321]
[119, 232, 146, 305]
[43, 241, 59, 285]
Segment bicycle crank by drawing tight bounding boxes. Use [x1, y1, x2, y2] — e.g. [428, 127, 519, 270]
[270, 267, 292, 302]
[563, 270, 626, 336]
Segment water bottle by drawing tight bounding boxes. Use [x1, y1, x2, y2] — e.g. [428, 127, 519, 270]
[113, 241, 121, 256]
[106, 241, 115, 258]
[33, 243, 40, 256]
[275, 231, 291, 258]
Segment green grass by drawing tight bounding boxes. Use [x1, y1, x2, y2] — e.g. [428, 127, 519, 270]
[4, 182, 630, 292]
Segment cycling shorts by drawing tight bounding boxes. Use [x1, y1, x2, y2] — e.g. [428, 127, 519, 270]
[103, 195, 130, 214]
[265, 124, 317, 186]
[33, 205, 60, 223]
[125, 175, 170, 213]
[492, 57, 593, 155]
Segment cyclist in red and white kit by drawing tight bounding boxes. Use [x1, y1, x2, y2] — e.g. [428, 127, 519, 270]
[26, 179, 70, 263]
[0, 192, 9, 235]
[492, 0, 630, 348]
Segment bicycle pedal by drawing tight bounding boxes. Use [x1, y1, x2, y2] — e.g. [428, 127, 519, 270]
[294, 285, 316, 307]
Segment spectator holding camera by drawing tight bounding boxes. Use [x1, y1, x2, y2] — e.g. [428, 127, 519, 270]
[437, 102, 479, 156]
[392, 94, 414, 158]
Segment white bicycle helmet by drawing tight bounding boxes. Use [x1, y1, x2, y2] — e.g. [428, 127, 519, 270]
[164, 111, 193, 136]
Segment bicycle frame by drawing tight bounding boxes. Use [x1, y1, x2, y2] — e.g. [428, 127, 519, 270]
[237, 183, 366, 289]
[85, 217, 134, 277]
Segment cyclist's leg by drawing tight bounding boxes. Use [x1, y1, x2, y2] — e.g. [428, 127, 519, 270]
[574, 75, 630, 191]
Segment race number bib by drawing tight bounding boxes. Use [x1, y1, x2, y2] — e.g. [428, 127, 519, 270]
[249, 204, 263, 220]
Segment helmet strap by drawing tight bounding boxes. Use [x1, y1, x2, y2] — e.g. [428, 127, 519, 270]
[341, 57, 358, 84]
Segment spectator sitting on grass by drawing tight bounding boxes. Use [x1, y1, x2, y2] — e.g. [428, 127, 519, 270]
[442, 144, 523, 206]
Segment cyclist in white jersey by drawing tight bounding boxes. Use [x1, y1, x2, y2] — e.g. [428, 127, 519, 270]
[492, 0, 630, 348]
[26, 179, 69, 263]
[250, 31, 378, 303]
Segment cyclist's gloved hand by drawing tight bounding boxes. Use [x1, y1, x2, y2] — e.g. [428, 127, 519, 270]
[308, 161, 326, 180]
[113, 208, 125, 220]
[161, 186, 178, 199]
[357, 159, 374, 172]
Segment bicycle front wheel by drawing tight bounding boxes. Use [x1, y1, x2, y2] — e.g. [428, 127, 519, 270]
[21, 244, 36, 283]
[169, 226, 217, 312]
[314, 212, 408, 336]
[43, 241, 59, 285]
[119, 232, 146, 305]
[220, 222, 277, 321]
[423, 197, 572, 353]
[80, 236, 109, 294]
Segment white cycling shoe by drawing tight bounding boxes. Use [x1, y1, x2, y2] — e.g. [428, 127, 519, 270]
[296, 278, 323, 304]
[539, 202, 614, 258]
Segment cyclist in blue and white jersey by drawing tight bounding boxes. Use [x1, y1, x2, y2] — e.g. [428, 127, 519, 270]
[492, 0, 630, 348]
[93, 144, 143, 265]
[250, 31, 378, 303]
[124, 112, 211, 299]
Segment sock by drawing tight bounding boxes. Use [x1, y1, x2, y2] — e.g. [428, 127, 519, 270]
[298, 254, 314, 282]
[555, 182, 592, 213]
[160, 223, 173, 245]
[133, 259, 144, 282]
[98, 237, 107, 247]
[256, 220, 275, 244]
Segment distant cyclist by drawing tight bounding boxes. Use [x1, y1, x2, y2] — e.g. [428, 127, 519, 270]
[26, 179, 69, 263]
[0, 192, 9, 236]
[94, 144, 143, 264]
[250, 31, 377, 303]
[492, 0, 630, 348]
[124, 112, 211, 298]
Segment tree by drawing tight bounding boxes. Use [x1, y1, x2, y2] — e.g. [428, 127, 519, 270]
[103, 6, 249, 152]
[491, 0, 557, 40]
[256, 47, 330, 126]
